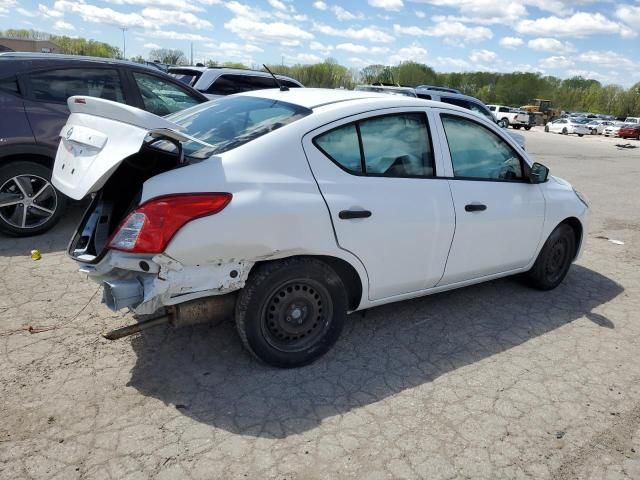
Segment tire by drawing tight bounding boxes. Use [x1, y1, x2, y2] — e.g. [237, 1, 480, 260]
[544, 126, 549, 132]
[562, 128, 568, 135]
[525, 224, 576, 291]
[235, 258, 348, 368]
[578, 134, 584, 137]
[524, 126, 532, 131]
[499, 118, 510, 128]
[513, 125, 522, 130]
[0, 161, 67, 237]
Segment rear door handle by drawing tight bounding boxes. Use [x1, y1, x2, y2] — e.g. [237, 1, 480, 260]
[465, 203, 487, 212]
[339, 210, 372, 220]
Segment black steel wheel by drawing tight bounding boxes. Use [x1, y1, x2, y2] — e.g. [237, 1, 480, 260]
[0, 161, 66, 236]
[235, 258, 348, 368]
[525, 224, 576, 290]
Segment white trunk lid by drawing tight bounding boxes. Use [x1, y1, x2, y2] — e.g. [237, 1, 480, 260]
[52, 96, 188, 200]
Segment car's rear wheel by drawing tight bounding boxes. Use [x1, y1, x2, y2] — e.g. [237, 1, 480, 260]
[525, 224, 576, 290]
[562, 128, 568, 135]
[578, 134, 584, 137]
[544, 126, 549, 132]
[499, 118, 510, 128]
[235, 258, 347, 368]
[0, 161, 66, 237]
[524, 126, 532, 131]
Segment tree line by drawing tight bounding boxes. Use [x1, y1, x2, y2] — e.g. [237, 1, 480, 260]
[1, 29, 120, 58]
[2, 29, 638, 117]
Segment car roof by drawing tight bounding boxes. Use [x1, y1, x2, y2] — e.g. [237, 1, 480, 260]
[194, 67, 303, 87]
[168, 66, 208, 73]
[0, 52, 162, 75]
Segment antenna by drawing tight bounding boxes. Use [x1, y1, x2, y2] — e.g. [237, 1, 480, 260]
[263, 64, 288, 91]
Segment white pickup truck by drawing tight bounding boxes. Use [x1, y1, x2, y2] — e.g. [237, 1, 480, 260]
[487, 105, 532, 130]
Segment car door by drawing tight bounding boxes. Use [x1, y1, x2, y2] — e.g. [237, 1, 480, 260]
[302, 109, 456, 301]
[433, 110, 545, 285]
[22, 67, 127, 149]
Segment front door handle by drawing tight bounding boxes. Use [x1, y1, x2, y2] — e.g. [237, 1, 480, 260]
[339, 209, 372, 220]
[465, 203, 487, 212]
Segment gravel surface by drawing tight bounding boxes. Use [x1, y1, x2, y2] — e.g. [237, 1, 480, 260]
[1, 128, 639, 479]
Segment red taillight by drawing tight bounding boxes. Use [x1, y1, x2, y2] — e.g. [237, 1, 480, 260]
[108, 193, 232, 254]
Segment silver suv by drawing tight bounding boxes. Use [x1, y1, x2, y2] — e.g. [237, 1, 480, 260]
[168, 66, 303, 99]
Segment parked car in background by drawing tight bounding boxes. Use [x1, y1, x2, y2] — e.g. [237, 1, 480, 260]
[619, 124, 640, 140]
[603, 122, 627, 137]
[0, 53, 207, 236]
[52, 89, 588, 367]
[624, 116, 640, 125]
[168, 66, 303, 99]
[544, 118, 590, 136]
[586, 120, 613, 135]
[486, 105, 532, 130]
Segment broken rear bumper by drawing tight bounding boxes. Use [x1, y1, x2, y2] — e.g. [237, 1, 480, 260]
[79, 250, 252, 315]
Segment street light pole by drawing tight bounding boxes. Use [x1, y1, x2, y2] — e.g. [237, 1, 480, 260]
[120, 27, 127, 59]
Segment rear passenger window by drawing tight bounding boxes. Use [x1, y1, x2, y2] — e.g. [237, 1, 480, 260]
[0, 77, 20, 95]
[206, 74, 277, 95]
[314, 113, 435, 177]
[29, 69, 124, 103]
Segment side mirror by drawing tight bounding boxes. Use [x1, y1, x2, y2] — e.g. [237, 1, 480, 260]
[529, 162, 549, 184]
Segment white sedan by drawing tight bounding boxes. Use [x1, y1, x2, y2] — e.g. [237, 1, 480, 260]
[545, 118, 591, 136]
[52, 89, 589, 367]
[603, 122, 626, 137]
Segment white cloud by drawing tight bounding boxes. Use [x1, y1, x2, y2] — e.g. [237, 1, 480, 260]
[143, 42, 161, 49]
[331, 5, 363, 21]
[368, 0, 404, 11]
[53, 0, 154, 28]
[499, 36, 523, 48]
[469, 49, 497, 64]
[104, 0, 207, 13]
[540, 55, 574, 69]
[347, 57, 379, 67]
[336, 43, 389, 54]
[615, 5, 640, 30]
[516, 12, 635, 38]
[309, 41, 333, 55]
[527, 37, 575, 54]
[142, 30, 212, 41]
[225, 16, 313, 45]
[16, 7, 38, 17]
[436, 56, 471, 70]
[141, 7, 212, 29]
[314, 23, 395, 43]
[414, 0, 525, 24]
[292, 53, 323, 63]
[268, 0, 287, 11]
[225, 1, 270, 19]
[388, 44, 428, 64]
[313, 1, 327, 10]
[202, 41, 263, 64]
[415, 10, 425, 18]
[393, 22, 493, 43]
[38, 4, 63, 17]
[578, 51, 637, 70]
[53, 19, 75, 30]
[0, 0, 17, 16]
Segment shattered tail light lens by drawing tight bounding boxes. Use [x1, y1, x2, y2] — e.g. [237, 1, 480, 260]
[108, 193, 232, 254]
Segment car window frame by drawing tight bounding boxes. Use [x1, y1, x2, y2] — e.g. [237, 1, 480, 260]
[312, 111, 437, 179]
[438, 111, 530, 183]
[22, 65, 129, 105]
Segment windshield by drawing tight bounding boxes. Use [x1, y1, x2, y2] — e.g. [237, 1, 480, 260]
[166, 96, 311, 158]
[572, 118, 590, 124]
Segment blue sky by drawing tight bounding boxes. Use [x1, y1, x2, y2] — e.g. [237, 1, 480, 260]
[2, 0, 639, 86]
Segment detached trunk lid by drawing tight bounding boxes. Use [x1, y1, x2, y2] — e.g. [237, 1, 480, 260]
[52, 96, 189, 200]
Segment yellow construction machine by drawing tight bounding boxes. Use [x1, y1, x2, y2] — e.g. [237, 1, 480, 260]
[520, 99, 561, 126]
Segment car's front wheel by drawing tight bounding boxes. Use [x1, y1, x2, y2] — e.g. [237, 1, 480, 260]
[578, 134, 584, 137]
[525, 224, 576, 290]
[562, 128, 568, 135]
[0, 161, 66, 237]
[524, 126, 532, 131]
[544, 126, 549, 132]
[235, 258, 348, 368]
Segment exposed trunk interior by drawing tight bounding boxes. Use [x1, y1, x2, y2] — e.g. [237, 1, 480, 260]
[68, 140, 183, 263]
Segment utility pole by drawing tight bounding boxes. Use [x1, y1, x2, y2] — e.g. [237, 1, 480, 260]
[190, 42, 194, 65]
[282, 55, 284, 67]
[120, 27, 127, 59]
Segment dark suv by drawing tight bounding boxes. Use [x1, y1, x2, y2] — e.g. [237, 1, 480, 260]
[0, 53, 208, 236]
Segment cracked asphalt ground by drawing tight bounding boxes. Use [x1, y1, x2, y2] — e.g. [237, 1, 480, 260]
[1, 129, 640, 480]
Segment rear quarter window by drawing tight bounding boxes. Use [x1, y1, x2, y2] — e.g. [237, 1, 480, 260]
[0, 77, 20, 95]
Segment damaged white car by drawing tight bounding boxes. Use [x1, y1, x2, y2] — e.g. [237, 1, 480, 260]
[53, 89, 589, 367]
